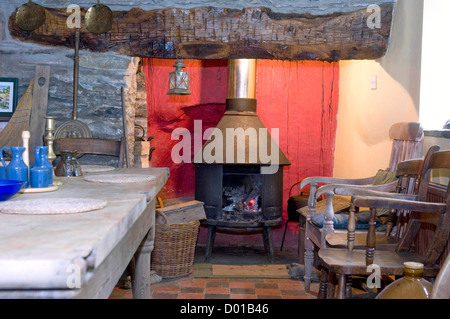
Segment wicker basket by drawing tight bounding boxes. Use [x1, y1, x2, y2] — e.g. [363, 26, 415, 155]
[151, 210, 200, 278]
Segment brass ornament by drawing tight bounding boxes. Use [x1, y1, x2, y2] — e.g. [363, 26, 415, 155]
[15, 0, 46, 31]
[85, 0, 113, 34]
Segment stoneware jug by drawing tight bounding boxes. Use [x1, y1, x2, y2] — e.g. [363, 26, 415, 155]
[5, 146, 29, 187]
[376, 262, 433, 299]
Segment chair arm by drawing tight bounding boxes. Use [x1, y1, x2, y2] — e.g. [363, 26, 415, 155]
[352, 196, 447, 214]
[315, 181, 399, 198]
[299, 176, 375, 190]
[352, 195, 447, 265]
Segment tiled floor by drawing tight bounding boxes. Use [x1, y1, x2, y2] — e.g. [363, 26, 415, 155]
[109, 273, 319, 299]
[109, 244, 318, 299]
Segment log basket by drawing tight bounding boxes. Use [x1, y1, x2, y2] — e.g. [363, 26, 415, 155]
[151, 210, 200, 278]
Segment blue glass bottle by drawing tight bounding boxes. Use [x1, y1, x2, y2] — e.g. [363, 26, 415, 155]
[6, 146, 28, 187]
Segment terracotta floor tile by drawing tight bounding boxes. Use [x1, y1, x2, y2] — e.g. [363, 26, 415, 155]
[256, 294, 282, 299]
[230, 287, 256, 295]
[205, 281, 229, 288]
[230, 294, 257, 299]
[177, 293, 205, 299]
[254, 283, 278, 289]
[180, 280, 206, 288]
[179, 286, 204, 294]
[229, 282, 255, 289]
[234, 278, 265, 283]
[255, 288, 281, 295]
[203, 278, 229, 282]
[204, 293, 230, 299]
[283, 295, 310, 299]
[278, 282, 303, 290]
[153, 286, 180, 293]
[205, 287, 230, 294]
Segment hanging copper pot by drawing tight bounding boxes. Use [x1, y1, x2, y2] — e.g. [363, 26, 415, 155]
[85, 0, 113, 34]
[15, 0, 46, 31]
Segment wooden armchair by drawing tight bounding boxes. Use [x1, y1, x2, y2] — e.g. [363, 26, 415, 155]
[298, 122, 424, 291]
[317, 149, 450, 299]
[53, 137, 128, 168]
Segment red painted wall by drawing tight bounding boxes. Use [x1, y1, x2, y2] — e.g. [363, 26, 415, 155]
[143, 58, 339, 247]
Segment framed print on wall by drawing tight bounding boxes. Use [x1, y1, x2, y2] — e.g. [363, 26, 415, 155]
[0, 78, 19, 118]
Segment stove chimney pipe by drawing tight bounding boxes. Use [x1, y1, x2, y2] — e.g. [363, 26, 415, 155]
[227, 59, 256, 99]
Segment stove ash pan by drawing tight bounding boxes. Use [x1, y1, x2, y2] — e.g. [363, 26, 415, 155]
[195, 165, 283, 228]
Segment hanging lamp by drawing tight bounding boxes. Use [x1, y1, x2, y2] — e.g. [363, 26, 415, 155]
[167, 59, 191, 95]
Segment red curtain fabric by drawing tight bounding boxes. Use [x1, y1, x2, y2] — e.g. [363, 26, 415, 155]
[143, 58, 339, 220]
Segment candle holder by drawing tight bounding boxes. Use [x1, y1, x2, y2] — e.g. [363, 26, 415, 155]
[44, 116, 62, 185]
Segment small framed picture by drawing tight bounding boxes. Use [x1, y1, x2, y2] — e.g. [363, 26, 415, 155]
[0, 78, 19, 118]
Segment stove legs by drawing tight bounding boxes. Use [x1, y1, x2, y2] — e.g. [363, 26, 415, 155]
[204, 225, 275, 263]
[205, 225, 216, 262]
[262, 226, 274, 263]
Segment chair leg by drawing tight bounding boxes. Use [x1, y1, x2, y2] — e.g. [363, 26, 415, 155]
[327, 271, 336, 298]
[346, 275, 352, 299]
[337, 273, 347, 299]
[303, 232, 315, 292]
[318, 268, 329, 299]
[298, 226, 305, 263]
[280, 220, 289, 251]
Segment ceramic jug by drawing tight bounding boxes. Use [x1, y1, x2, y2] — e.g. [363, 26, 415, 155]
[4, 146, 28, 187]
[376, 262, 433, 299]
[55, 150, 82, 177]
[31, 146, 53, 186]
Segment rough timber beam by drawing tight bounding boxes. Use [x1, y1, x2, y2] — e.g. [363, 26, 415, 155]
[9, 4, 393, 61]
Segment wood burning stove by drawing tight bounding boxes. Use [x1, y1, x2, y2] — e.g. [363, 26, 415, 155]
[194, 59, 290, 262]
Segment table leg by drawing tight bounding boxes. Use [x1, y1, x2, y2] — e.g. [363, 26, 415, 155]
[131, 225, 155, 299]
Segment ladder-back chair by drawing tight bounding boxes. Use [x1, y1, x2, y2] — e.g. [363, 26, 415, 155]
[53, 137, 128, 168]
[298, 122, 424, 291]
[317, 149, 450, 299]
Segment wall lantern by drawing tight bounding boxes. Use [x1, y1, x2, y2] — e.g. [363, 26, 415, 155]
[167, 59, 192, 95]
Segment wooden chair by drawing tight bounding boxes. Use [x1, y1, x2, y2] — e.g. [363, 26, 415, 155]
[53, 137, 128, 168]
[317, 149, 450, 299]
[298, 122, 424, 291]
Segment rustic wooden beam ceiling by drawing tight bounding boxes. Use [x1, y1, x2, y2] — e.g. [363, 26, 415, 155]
[8, 4, 393, 61]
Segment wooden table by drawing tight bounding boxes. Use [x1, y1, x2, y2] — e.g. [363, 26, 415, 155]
[0, 167, 168, 299]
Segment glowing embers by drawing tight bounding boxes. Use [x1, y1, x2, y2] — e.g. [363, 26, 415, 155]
[222, 174, 263, 222]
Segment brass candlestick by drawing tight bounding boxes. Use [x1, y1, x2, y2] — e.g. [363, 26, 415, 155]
[44, 116, 62, 185]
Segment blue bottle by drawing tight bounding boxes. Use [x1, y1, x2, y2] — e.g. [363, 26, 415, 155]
[39, 146, 53, 186]
[31, 146, 53, 187]
[6, 146, 28, 187]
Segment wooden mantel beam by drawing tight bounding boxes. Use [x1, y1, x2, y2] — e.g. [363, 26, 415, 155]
[8, 4, 393, 61]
